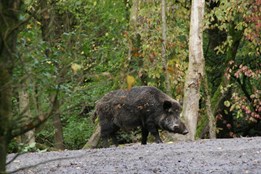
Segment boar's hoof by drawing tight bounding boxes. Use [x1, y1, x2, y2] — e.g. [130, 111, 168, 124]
[155, 139, 163, 144]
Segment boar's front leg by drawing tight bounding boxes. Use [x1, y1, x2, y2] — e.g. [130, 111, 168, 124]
[101, 135, 110, 148]
[141, 127, 149, 145]
[152, 130, 163, 144]
[100, 122, 119, 147]
[111, 134, 118, 146]
[147, 122, 163, 143]
[109, 124, 120, 146]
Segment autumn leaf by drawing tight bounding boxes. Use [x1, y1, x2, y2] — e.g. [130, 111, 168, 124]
[71, 63, 82, 74]
[126, 75, 135, 90]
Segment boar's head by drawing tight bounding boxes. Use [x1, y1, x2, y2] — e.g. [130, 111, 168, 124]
[159, 100, 188, 135]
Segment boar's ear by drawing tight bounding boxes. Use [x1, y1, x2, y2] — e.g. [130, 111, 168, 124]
[163, 100, 172, 111]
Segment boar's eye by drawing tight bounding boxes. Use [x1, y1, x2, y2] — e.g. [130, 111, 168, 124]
[163, 100, 172, 111]
[165, 117, 172, 124]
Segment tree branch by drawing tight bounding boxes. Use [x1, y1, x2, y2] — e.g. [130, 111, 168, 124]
[10, 87, 60, 139]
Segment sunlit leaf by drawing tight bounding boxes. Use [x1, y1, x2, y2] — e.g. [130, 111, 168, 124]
[224, 100, 231, 107]
[126, 75, 135, 90]
[71, 63, 82, 74]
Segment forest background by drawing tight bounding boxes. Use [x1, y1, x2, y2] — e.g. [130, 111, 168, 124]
[0, 0, 260, 157]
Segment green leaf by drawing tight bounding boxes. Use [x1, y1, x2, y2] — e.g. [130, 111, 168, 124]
[224, 100, 231, 107]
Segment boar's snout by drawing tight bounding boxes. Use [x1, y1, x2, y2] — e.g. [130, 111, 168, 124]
[182, 129, 189, 135]
[173, 125, 189, 135]
[172, 121, 188, 135]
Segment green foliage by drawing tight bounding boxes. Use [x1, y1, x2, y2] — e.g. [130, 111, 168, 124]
[124, 0, 190, 98]
[9, 0, 130, 151]
[63, 117, 95, 149]
[225, 61, 260, 119]
[204, 0, 260, 138]
[6, 0, 260, 152]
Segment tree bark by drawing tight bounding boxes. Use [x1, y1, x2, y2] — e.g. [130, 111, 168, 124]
[128, 0, 142, 61]
[37, 0, 66, 150]
[53, 98, 65, 150]
[161, 0, 170, 94]
[183, 0, 205, 140]
[0, 67, 12, 173]
[19, 81, 35, 145]
[125, 0, 147, 85]
[0, 0, 22, 172]
[203, 75, 216, 139]
[83, 126, 101, 149]
[0, 135, 8, 174]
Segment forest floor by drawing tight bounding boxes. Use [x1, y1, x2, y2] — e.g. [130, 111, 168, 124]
[7, 137, 261, 174]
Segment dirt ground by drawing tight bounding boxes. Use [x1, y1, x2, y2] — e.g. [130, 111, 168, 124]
[7, 137, 261, 174]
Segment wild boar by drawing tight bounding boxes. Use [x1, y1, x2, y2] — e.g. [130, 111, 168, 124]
[94, 86, 188, 147]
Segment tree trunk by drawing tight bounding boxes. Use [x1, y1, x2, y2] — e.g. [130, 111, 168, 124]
[53, 114, 65, 150]
[0, 55, 12, 172]
[0, 67, 12, 173]
[203, 75, 216, 139]
[83, 126, 101, 149]
[19, 81, 35, 145]
[183, 0, 205, 140]
[0, 0, 22, 172]
[0, 135, 8, 174]
[125, 0, 147, 85]
[52, 98, 65, 150]
[128, 0, 142, 62]
[161, 0, 170, 94]
[37, 0, 66, 150]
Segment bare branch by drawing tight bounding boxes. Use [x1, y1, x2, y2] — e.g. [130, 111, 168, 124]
[10, 86, 60, 139]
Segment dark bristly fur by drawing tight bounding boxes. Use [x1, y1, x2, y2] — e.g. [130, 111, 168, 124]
[94, 86, 188, 147]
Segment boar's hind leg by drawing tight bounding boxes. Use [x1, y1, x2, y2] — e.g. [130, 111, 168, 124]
[141, 127, 149, 145]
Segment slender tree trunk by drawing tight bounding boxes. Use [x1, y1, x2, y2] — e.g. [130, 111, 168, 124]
[183, 0, 205, 140]
[52, 98, 65, 150]
[129, 0, 139, 31]
[53, 115, 65, 150]
[203, 75, 216, 139]
[37, 0, 65, 150]
[161, 0, 176, 141]
[126, 0, 147, 85]
[0, 135, 8, 174]
[0, 67, 12, 173]
[128, 0, 142, 62]
[19, 81, 36, 145]
[128, 0, 139, 61]
[161, 0, 170, 94]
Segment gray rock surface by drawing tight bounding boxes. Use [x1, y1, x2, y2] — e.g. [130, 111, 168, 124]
[7, 137, 261, 174]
